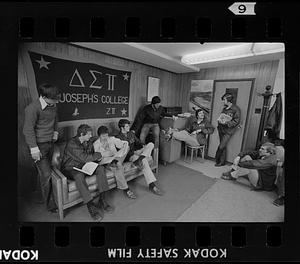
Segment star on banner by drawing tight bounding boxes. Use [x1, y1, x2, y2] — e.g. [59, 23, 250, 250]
[121, 108, 127, 116]
[35, 56, 51, 70]
[122, 73, 130, 81]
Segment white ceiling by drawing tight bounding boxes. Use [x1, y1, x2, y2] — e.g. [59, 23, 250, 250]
[72, 42, 284, 73]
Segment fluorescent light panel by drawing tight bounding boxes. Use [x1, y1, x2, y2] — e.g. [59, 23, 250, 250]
[181, 43, 284, 65]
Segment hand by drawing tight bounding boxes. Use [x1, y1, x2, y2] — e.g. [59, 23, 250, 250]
[52, 132, 58, 142]
[32, 151, 42, 162]
[191, 131, 197, 135]
[131, 130, 135, 134]
[233, 156, 240, 166]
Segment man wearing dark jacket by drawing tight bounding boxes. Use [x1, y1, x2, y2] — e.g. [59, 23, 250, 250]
[116, 119, 163, 196]
[221, 142, 277, 191]
[131, 96, 170, 148]
[61, 124, 112, 221]
[215, 93, 241, 166]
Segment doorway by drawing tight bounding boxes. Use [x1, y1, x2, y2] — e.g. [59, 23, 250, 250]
[207, 79, 254, 163]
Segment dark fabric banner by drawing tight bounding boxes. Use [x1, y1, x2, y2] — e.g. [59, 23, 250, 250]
[28, 51, 131, 121]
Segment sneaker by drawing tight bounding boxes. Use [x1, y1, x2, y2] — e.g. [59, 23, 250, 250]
[96, 198, 115, 213]
[273, 197, 284, 206]
[149, 185, 163, 196]
[133, 156, 145, 170]
[221, 171, 236, 180]
[124, 189, 137, 199]
[87, 202, 103, 221]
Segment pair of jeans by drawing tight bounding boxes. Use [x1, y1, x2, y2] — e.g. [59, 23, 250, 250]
[215, 127, 233, 165]
[63, 165, 109, 204]
[35, 142, 57, 211]
[140, 123, 160, 148]
[231, 155, 259, 187]
[129, 142, 156, 185]
[172, 130, 200, 147]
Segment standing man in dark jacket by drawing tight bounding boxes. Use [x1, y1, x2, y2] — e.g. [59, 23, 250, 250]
[23, 83, 60, 212]
[221, 142, 277, 191]
[131, 96, 170, 148]
[215, 93, 241, 166]
[61, 124, 112, 221]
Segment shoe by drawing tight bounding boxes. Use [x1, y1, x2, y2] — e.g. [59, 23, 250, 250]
[273, 197, 284, 206]
[133, 156, 145, 170]
[102, 203, 115, 213]
[48, 208, 58, 213]
[149, 185, 163, 196]
[215, 163, 226, 167]
[221, 171, 236, 180]
[250, 186, 264, 191]
[87, 202, 103, 221]
[124, 189, 137, 199]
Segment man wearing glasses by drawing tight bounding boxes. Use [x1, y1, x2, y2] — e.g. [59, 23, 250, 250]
[221, 142, 278, 191]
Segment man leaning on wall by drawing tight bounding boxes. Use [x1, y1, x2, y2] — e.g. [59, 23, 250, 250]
[23, 83, 60, 213]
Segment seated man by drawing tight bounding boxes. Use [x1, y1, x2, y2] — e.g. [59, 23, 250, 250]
[221, 142, 277, 191]
[116, 119, 163, 196]
[61, 124, 113, 221]
[93, 126, 137, 199]
[164, 109, 214, 147]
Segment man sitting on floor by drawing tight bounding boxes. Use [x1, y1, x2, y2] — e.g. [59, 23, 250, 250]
[221, 142, 277, 191]
[116, 119, 163, 196]
[61, 124, 113, 221]
[93, 126, 137, 199]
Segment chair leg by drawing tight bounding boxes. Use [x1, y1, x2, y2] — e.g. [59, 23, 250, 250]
[202, 147, 205, 159]
[190, 148, 193, 163]
[58, 205, 64, 220]
[184, 144, 187, 161]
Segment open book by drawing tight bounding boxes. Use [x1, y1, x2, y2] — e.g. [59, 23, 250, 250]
[73, 162, 99, 176]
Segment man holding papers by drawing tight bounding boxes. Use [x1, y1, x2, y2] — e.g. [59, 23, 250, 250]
[93, 126, 137, 199]
[61, 124, 113, 221]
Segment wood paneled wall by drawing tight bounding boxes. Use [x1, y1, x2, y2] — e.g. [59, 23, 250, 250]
[18, 42, 180, 194]
[179, 60, 279, 150]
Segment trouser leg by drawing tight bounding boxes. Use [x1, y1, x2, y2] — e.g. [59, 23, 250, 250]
[172, 130, 199, 147]
[141, 142, 154, 157]
[94, 165, 109, 193]
[152, 124, 160, 148]
[36, 142, 56, 210]
[112, 155, 128, 190]
[217, 132, 232, 164]
[140, 124, 150, 145]
[72, 172, 93, 204]
[141, 158, 157, 185]
[231, 155, 259, 187]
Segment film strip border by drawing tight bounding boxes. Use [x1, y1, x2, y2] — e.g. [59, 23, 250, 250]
[13, 223, 283, 261]
[3, 2, 298, 41]
[19, 16, 283, 40]
[1, 1, 300, 262]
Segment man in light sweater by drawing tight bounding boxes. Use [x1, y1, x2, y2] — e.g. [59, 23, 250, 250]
[23, 83, 60, 212]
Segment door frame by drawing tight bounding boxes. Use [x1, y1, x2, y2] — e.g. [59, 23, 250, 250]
[207, 78, 255, 158]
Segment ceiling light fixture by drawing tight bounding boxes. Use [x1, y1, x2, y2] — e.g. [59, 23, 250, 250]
[181, 43, 284, 65]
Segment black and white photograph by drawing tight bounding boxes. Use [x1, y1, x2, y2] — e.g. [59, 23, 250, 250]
[18, 42, 285, 222]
